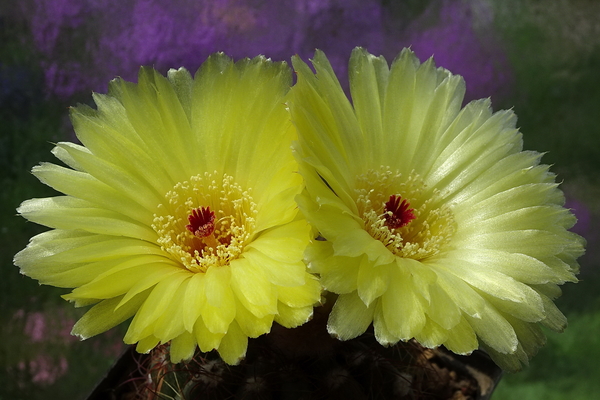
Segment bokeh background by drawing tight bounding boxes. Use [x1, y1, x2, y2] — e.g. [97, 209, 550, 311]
[1, 0, 599, 399]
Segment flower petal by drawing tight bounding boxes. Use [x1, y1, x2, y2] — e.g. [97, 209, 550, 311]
[380, 264, 427, 340]
[202, 266, 236, 334]
[327, 291, 375, 340]
[357, 257, 391, 306]
[72, 290, 149, 340]
[169, 330, 197, 363]
[275, 302, 314, 328]
[124, 270, 190, 343]
[443, 316, 478, 355]
[18, 197, 157, 241]
[217, 321, 247, 365]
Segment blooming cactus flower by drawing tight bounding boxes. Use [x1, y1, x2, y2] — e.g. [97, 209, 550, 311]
[15, 54, 321, 364]
[289, 48, 585, 371]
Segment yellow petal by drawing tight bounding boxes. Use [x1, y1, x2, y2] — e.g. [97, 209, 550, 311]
[465, 304, 518, 354]
[442, 316, 478, 355]
[65, 257, 174, 300]
[194, 317, 224, 353]
[276, 273, 321, 308]
[380, 265, 427, 340]
[327, 291, 375, 340]
[124, 271, 190, 342]
[356, 257, 391, 306]
[414, 318, 449, 349]
[234, 298, 274, 338]
[72, 290, 149, 340]
[242, 248, 306, 287]
[310, 246, 361, 294]
[200, 267, 237, 334]
[217, 321, 247, 365]
[183, 273, 207, 332]
[153, 278, 191, 342]
[18, 197, 157, 242]
[136, 335, 160, 354]
[169, 331, 197, 363]
[230, 257, 274, 307]
[275, 302, 314, 328]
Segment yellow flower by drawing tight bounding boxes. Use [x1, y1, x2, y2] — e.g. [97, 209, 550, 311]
[289, 48, 585, 371]
[15, 54, 321, 365]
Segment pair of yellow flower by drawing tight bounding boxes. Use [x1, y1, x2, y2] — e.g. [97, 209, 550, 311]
[16, 48, 584, 371]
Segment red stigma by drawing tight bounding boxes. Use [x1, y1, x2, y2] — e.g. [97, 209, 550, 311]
[384, 195, 416, 229]
[186, 207, 215, 238]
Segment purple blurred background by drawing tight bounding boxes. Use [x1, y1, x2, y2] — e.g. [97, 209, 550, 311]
[16, 0, 511, 101]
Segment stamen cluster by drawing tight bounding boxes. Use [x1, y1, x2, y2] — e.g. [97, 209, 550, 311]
[355, 168, 455, 260]
[152, 172, 257, 273]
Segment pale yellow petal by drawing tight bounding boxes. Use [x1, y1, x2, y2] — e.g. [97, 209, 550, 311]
[295, 195, 363, 244]
[69, 101, 176, 199]
[217, 321, 247, 365]
[169, 330, 197, 363]
[275, 302, 314, 328]
[56, 141, 165, 211]
[290, 51, 360, 183]
[333, 228, 394, 266]
[356, 257, 391, 306]
[276, 273, 321, 308]
[64, 258, 175, 300]
[455, 229, 574, 260]
[372, 301, 397, 346]
[183, 273, 207, 332]
[136, 335, 160, 354]
[113, 68, 192, 182]
[230, 257, 274, 307]
[311, 248, 361, 294]
[433, 256, 544, 306]
[16, 230, 163, 271]
[242, 248, 306, 287]
[443, 316, 478, 355]
[327, 291, 375, 340]
[194, 317, 224, 353]
[234, 298, 274, 338]
[167, 67, 193, 121]
[248, 219, 310, 262]
[443, 248, 576, 285]
[153, 278, 191, 342]
[117, 265, 183, 309]
[72, 290, 150, 340]
[431, 266, 485, 319]
[33, 162, 152, 224]
[536, 291, 568, 332]
[18, 197, 157, 242]
[465, 304, 518, 354]
[380, 265, 427, 340]
[348, 47, 388, 164]
[124, 271, 190, 342]
[426, 283, 461, 330]
[201, 266, 236, 334]
[414, 318, 448, 349]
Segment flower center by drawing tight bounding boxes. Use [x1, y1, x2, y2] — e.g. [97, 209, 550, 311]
[355, 167, 455, 260]
[186, 206, 221, 250]
[384, 195, 416, 229]
[152, 172, 257, 273]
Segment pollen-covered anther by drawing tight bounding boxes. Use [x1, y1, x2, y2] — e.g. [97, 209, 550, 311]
[384, 195, 416, 229]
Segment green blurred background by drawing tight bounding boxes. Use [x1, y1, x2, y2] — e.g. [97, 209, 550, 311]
[1, 1, 599, 398]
